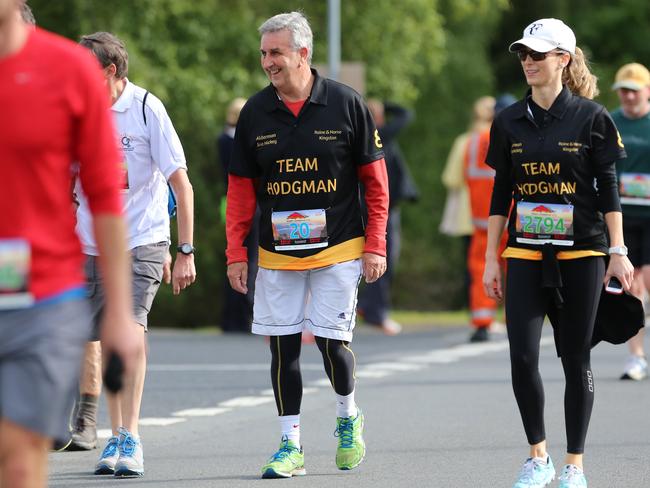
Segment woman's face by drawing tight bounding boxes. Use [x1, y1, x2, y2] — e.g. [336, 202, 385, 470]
[517, 49, 570, 89]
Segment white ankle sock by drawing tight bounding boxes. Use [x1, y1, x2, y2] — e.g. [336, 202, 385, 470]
[335, 391, 357, 418]
[279, 415, 300, 447]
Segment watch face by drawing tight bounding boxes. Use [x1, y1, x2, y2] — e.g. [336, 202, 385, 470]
[179, 244, 193, 254]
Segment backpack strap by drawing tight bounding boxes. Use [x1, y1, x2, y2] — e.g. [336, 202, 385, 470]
[141, 89, 177, 218]
[142, 90, 149, 125]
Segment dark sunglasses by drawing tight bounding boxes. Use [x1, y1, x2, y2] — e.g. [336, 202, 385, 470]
[516, 49, 566, 62]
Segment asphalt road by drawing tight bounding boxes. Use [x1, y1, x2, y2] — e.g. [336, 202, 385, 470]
[48, 324, 650, 487]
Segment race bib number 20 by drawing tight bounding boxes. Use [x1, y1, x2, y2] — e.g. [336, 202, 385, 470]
[272, 209, 328, 251]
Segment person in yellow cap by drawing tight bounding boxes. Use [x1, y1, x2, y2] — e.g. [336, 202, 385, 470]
[611, 62, 650, 380]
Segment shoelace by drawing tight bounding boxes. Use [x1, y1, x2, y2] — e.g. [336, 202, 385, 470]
[560, 465, 583, 481]
[334, 418, 354, 448]
[518, 458, 546, 482]
[120, 433, 138, 456]
[270, 442, 298, 462]
[101, 438, 118, 458]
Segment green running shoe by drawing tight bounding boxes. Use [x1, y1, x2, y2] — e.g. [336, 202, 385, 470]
[261, 436, 306, 479]
[335, 408, 365, 470]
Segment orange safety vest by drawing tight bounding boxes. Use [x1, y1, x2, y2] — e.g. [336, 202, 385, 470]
[464, 129, 494, 230]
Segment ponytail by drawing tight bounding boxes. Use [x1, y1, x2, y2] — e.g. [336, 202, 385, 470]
[563, 47, 599, 99]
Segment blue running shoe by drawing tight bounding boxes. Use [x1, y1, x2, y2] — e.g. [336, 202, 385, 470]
[558, 464, 587, 488]
[513, 455, 555, 488]
[114, 428, 144, 477]
[94, 436, 119, 475]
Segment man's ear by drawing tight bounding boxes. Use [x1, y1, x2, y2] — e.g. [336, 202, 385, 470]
[299, 47, 309, 65]
[104, 63, 118, 79]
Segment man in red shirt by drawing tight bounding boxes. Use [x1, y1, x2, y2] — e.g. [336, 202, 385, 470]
[0, 1, 138, 486]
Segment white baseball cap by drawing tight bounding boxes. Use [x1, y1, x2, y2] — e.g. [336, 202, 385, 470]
[509, 18, 576, 55]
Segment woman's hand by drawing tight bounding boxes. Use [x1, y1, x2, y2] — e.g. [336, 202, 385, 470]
[604, 254, 634, 290]
[483, 257, 503, 301]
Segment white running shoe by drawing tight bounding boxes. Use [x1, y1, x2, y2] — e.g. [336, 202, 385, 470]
[114, 428, 144, 477]
[381, 318, 402, 335]
[94, 436, 119, 475]
[558, 464, 587, 487]
[620, 355, 648, 381]
[512, 455, 555, 488]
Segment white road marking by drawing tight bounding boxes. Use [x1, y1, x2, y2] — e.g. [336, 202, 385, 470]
[172, 407, 231, 417]
[361, 362, 424, 371]
[148, 363, 322, 372]
[219, 396, 275, 408]
[355, 370, 392, 378]
[97, 429, 112, 440]
[260, 387, 319, 396]
[139, 417, 187, 426]
[309, 378, 333, 387]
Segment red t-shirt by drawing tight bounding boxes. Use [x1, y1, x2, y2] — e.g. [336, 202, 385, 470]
[0, 28, 122, 300]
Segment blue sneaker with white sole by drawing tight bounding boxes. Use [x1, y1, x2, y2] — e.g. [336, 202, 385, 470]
[512, 455, 555, 488]
[558, 464, 587, 488]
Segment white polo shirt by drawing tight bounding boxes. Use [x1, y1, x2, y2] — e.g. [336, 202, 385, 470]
[76, 79, 187, 254]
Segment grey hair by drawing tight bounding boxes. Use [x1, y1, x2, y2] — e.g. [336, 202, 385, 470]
[259, 11, 313, 64]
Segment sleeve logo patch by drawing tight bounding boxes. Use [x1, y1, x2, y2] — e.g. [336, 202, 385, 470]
[374, 129, 383, 149]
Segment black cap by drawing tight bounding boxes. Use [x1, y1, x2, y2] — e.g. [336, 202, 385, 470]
[591, 289, 645, 347]
[546, 286, 644, 355]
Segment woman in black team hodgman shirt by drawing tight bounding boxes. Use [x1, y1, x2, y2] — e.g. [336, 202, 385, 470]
[482, 18, 634, 488]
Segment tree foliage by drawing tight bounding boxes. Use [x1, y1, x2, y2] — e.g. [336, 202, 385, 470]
[27, 0, 463, 324]
[27, 0, 643, 322]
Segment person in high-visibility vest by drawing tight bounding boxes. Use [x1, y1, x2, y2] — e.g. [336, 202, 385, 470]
[464, 95, 516, 342]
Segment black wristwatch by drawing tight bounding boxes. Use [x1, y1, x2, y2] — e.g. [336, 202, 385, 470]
[177, 243, 195, 255]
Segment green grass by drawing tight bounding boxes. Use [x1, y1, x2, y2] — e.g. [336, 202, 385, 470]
[388, 309, 470, 327]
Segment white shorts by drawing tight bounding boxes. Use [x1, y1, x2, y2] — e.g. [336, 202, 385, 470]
[252, 259, 362, 341]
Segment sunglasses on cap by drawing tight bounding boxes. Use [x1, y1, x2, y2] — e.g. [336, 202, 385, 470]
[516, 49, 566, 62]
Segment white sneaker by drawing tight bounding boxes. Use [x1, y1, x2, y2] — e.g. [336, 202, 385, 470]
[620, 355, 648, 381]
[489, 321, 507, 334]
[94, 436, 119, 475]
[512, 455, 555, 488]
[381, 318, 402, 335]
[558, 464, 587, 488]
[114, 428, 144, 477]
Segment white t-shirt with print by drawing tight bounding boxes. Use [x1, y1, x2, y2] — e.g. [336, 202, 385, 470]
[76, 79, 187, 255]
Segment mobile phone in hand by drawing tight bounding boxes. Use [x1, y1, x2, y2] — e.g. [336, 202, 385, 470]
[605, 277, 624, 295]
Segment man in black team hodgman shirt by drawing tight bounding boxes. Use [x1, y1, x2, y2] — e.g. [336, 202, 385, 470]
[225, 11, 389, 479]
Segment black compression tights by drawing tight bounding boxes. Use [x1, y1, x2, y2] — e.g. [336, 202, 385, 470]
[269, 333, 356, 416]
[505, 257, 604, 454]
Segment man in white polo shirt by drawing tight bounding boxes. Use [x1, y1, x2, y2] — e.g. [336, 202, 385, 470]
[71, 31, 196, 477]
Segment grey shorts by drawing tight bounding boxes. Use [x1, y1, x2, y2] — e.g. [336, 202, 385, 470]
[0, 298, 91, 442]
[86, 242, 167, 340]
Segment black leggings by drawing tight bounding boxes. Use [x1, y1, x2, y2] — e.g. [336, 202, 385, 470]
[269, 333, 356, 416]
[506, 257, 604, 454]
